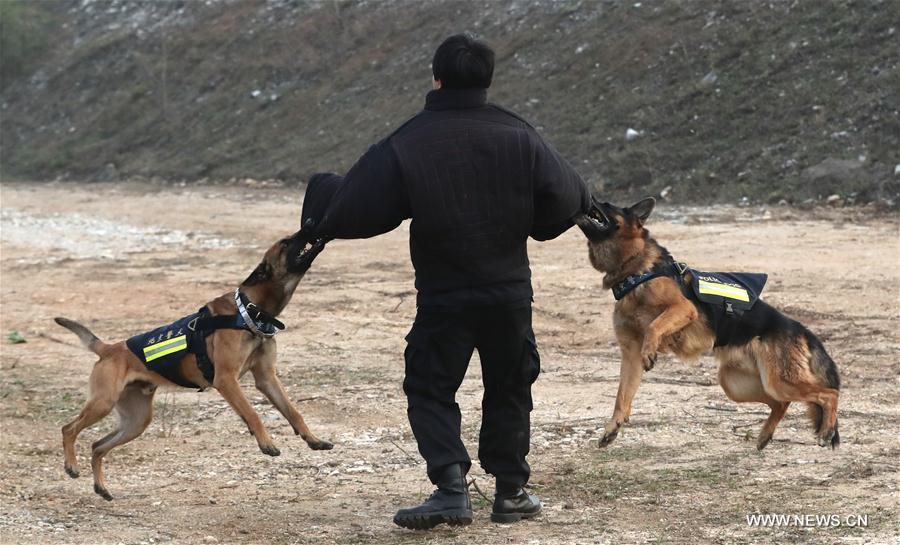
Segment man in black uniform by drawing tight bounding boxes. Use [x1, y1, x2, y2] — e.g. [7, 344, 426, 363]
[301, 34, 590, 529]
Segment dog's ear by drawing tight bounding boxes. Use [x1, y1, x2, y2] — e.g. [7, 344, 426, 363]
[242, 262, 272, 286]
[628, 197, 656, 224]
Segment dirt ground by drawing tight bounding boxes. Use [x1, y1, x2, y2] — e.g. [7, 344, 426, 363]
[1, 181, 897, 545]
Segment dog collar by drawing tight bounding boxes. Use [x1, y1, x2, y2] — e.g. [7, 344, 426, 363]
[611, 260, 688, 301]
[234, 288, 284, 338]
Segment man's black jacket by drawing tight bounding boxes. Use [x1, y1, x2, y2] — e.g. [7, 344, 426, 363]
[302, 88, 591, 307]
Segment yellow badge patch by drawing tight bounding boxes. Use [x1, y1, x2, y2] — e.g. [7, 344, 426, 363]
[697, 278, 750, 302]
[143, 335, 188, 362]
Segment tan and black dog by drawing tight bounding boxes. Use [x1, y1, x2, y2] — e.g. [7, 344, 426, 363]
[575, 197, 841, 451]
[56, 229, 332, 500]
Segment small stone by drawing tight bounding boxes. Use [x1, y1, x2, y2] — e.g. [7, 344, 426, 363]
[625, 128, 641, 141]
[700, 71, 718, 86]
[894, 164, 900, 176]
[203, 537, 218, 544]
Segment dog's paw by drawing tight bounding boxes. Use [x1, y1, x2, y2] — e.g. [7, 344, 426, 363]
[259, 444, 281, 457]
[641, 352, 657, 372]
[598, 425, 620, 448]
[308, 440, 334, 451]
[817, 428, 836, 448]
[94, 484, 113, 501]
[65, 465, 80, 479]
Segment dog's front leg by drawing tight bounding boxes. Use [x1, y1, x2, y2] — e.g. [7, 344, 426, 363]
[600, 336, 643, 448]
[250, 341, 334, 451]
[641, 301, 697, 371]
[214, 373, 280, 456]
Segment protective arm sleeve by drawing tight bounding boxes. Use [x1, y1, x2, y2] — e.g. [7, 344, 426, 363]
[301, 138, 411, 239]
[530, 135, 592, 241]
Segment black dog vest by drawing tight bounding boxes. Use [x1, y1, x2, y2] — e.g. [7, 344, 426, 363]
[611, 260, 768, 348]
[125, 290, 283, 389]
[687, 270, 768, 346]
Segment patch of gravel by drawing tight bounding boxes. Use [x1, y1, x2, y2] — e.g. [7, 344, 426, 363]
[0, 208, 234, 261]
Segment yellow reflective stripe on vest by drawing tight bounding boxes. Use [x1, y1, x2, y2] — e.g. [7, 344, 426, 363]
[143, 335, 188, 362]
[698, 280, 750, 302]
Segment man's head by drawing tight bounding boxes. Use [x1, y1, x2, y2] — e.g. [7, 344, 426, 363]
[431, 34, 494, 89]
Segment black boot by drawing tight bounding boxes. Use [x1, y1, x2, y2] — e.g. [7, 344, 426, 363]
[394, 464, 473, 530]
[491, 481, 542, 523]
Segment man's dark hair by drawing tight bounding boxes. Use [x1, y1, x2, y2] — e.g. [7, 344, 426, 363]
[431, 34, 494, 89]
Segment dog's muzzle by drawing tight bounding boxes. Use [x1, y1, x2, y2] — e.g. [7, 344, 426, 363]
[290, 237, 328, 272]
[575, 200, 615, 241]
[286, 219, 329, 273]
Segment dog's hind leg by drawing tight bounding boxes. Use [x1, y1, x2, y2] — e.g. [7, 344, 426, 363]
[62, 360, 121, 479]
[600, 336, 644, 448]
[718, 360, 789, 450]
[760, 341, 840, 449]
[757, 401, 790, 450]
[768, 379, 839, 448]
[250, 343, 333, 450]
[90, 383, 156, 501]
[805, 336, 841, 448]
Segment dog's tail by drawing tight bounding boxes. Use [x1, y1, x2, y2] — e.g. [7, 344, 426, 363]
[54, 317, 105, 355]
[804, 332, 841, 448]
[807, 333, 841, 392]
[806, 404, 840, 448]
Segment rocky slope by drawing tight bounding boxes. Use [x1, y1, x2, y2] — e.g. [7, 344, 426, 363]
[1, 0, 898, 204]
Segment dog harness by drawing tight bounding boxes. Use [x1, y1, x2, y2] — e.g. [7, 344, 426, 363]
[611, 258, 768, 347]
[125, 289, 284, 389]
[611, 259, 689, 301]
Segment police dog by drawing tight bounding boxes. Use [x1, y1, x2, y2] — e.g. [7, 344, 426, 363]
[55, 229, 333, 500]
[576, 198, 840, 451]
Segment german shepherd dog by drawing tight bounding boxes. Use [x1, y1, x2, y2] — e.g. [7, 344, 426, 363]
[575, 198, 841, 451]
[55, 229, 333, 500]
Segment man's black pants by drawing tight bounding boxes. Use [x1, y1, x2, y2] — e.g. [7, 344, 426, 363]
[402, 302, 540, 487]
